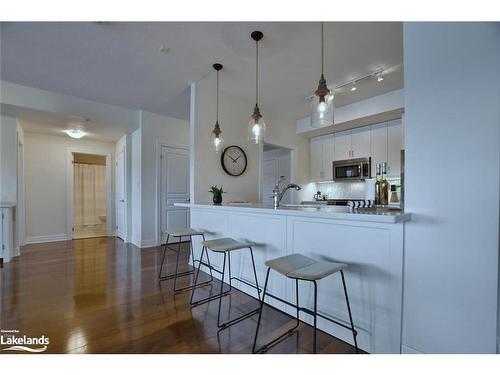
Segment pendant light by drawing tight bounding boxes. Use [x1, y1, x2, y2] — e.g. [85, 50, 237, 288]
[310, 22, 334, 128]
[248, 31, 266, 144]
[209, 63, 224, 153]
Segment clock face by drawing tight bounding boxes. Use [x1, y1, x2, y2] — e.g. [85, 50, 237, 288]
[221, 146, 247, 176]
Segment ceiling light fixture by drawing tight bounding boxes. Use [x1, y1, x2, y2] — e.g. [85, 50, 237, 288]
[377, 71, 384, 82]
[64, 129, 86, 139]
[209, 63, 224, 153]
[248, 31, 266, 144]
[350, 81, 357, 92]
[310, 22, 334, 128]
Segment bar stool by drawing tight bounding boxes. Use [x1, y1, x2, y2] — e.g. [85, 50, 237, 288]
[252, 254, 359, 354]
[158, 228, 213, 293]
[190, 237, 261, 330]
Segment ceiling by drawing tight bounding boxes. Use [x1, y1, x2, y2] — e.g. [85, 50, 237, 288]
[1, 22, 403, 122]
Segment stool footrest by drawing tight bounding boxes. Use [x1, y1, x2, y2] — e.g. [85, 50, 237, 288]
[159, 268, 194, 281]
[218, 308, 260, 330]
[191, 288, 231, 307]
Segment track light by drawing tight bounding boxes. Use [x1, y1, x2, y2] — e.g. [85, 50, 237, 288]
[377, 71, 384, 82]
[350, 81, 357, 92]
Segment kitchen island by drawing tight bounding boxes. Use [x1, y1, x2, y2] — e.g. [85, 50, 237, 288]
[176, 202, 411, 353]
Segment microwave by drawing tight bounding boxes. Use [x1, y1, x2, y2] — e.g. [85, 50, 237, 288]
[332, 157, 371, 181]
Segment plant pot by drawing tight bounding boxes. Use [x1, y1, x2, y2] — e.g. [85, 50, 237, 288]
[212, 193, 222, 205]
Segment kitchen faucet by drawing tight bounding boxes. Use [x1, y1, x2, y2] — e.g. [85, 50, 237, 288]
[272, 176, 302, 208]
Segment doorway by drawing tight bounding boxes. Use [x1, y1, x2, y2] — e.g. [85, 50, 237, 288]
[261, 144, 292, 205]
[159, 145, 190, 244]
[72, 153, 108, 239]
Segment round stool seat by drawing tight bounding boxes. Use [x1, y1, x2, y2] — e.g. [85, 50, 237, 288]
[265, 253, 347, 281]
[201, 237, 255, 252]
[167, 228, 204, 237]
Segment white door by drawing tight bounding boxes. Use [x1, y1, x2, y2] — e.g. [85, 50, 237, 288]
[351, 127, 371, 159]
[116, 148, 126, 240]
[262, 158, 278, 205]
[160, 146, 190, 244]
[334, 130, 351, 160]
[370, 122, 388, 177]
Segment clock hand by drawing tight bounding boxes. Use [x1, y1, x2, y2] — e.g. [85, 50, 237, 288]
[228, 155, 237, 162]
[233, 155, 241, 163]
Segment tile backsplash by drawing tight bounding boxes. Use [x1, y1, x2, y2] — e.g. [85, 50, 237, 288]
[314, 178, 401, 200]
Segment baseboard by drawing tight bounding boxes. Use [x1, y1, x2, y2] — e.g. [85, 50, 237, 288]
[25, 234, 68, 244]
[401, 344, 425, 354]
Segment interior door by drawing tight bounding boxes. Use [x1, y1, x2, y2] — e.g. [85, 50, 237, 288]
[160, 146, 190, 244]
[116, 148, 126, 240]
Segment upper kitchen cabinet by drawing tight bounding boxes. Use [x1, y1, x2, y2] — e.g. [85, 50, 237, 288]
[370, 122, 388, 177]
[310, 136, 324, 182]
[309, 134, 335, 182]
[351, 127, 371, 159]
[334, 129, 371, 160]
[387, 118, 403, 177]
[334, 130, 352, 160]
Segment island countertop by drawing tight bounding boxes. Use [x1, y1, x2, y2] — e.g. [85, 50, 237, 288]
[175, 202, 411, 224]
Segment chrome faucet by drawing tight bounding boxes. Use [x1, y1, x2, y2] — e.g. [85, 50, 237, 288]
[272, 176, 302, 208]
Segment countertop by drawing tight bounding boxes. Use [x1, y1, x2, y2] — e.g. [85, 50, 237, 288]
[176, 202, 411, 224]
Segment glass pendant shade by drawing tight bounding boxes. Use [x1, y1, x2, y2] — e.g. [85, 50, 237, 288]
[310, 91, 334, 128]
[209, 122, 224, 153]
[248, 114, 266, 144]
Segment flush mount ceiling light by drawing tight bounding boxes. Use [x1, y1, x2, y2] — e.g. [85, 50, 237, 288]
[64, 129, 86, 139]
[209, 63, 224, 153]
[248, 31, 266, 144]
[310, 22, 334, 128]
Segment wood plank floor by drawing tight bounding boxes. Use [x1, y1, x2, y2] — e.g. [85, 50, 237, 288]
[0, 237, 359, 354]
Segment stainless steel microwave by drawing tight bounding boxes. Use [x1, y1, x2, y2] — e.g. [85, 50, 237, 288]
[332, 157, 371, 181]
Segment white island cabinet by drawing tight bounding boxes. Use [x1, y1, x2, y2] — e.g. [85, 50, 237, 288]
[176, 202, 410, 353]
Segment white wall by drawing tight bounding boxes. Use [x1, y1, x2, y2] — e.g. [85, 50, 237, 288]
[402, 22, 500, 353]
[130, 128, 142, 247]
[0, 114, 18, 203]
[139, 111, 189, 246]
[191, 73, 310, 204]
[23, 131, 115, 243]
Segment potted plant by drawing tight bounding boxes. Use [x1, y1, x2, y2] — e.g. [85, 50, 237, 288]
[209, 185, 225, 205]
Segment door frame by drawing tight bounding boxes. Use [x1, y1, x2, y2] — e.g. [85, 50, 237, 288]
[155, 140, 189, 246]
[115, 143, 127, 241]
[17, 136, 25, 248]
[66, 147, 113, 240]
[258, 142, 297, 203]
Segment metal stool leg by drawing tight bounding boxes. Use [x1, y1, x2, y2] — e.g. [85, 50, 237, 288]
[253, 269, 300, 353]
[252, 267, 270, 353]
[249, 247, 261, 301]
[158, 234, 170, 279]
[216, 252, 228, 327]
[341, 270, 359, 353]
[313, 280, 318, 354]
[172, 236, 183, 291]
[190, 246, 206, 304]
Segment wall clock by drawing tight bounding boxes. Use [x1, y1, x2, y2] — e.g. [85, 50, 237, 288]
[221, 145, 247, 176]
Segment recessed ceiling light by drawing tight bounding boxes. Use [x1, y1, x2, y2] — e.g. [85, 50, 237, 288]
[64, 129, 86, 139]
[159, 45, 170, 54]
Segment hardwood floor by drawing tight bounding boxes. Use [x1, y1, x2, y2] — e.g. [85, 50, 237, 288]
[0, 237, 358, 354]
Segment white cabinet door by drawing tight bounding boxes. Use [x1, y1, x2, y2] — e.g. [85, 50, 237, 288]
[370, 122, 388, 177]
[310, 136, 323, 181]
[334, 130, 352, 160]
[351, 127, 371, 159]
[322, 133, 335, 181]
[387, 119, 403, 177]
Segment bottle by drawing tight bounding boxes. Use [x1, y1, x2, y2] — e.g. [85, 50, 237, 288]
[380, 162, 390, 206]
[374, 164, 381, 205]
[390, 184, 399, 203]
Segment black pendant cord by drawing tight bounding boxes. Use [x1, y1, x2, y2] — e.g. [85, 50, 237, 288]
[321, 22, 324, 77]
[255, 38, 259, 106]
[216, 69, 219, 123]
